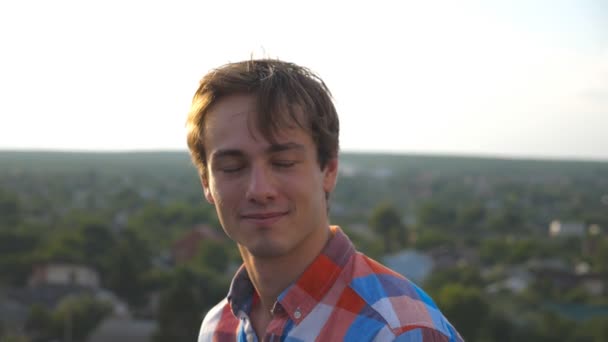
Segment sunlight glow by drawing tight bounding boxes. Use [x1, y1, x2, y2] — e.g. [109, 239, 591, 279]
[0, 0, 606, 159]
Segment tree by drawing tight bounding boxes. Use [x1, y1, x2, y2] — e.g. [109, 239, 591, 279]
[53, 295, 112, 342]
[24, 296, 111, 342]
[456, 202, 486, 231]
[0, 189, 20, 228]
[127, 201, 218, 250]
[416, 201, 456, 230]
[104, 235, 149, 308]
[0, 334, 29, 342]
[584, 317, 608, 342]
[42, 230, 86, 265]
[194, 240, 232, 274]
[0, 230, 40, 285]
[82, 223, 117, 270]
[478, 238, 510, 265]
[533, 311, 576, 342]
[479, 313, 513, 342]
[424, 266, 484, 296]
[24, 304, 55, 342]
[413, 229, 453, 250]
[436, 284, 489, 341]
[369, 203, 406, 253]
[592, 238, 608, 273]
[153, 268, 227, 342]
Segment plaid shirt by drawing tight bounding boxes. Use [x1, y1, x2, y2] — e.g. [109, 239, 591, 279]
[198, 226, 463, 341]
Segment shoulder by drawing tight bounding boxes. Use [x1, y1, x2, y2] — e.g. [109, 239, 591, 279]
[347, 253, 462, 341]
[198, 298, 238, 342]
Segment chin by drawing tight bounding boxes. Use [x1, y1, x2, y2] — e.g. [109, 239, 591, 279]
[245, 241, 292, 259]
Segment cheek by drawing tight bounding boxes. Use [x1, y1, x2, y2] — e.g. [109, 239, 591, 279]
[210, 186, 225, 208]
[210, 181, 240, 209]
[287, 176, 324, 203]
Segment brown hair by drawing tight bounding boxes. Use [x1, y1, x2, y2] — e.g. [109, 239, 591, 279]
[186, 59, 340, 176]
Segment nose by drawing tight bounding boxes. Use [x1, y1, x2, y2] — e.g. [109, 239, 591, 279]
[245, 164, 277, 204]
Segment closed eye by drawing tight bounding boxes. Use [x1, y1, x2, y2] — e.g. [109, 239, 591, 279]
[215, 162, 246, 174]
[272, 160, 297, 168]
[220, 165, 245, 173]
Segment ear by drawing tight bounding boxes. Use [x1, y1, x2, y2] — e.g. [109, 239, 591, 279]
[322, 157, 339, 194]
[200, 173, 215, 205]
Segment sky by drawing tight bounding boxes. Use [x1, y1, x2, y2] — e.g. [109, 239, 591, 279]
[1, 0, 607, 160]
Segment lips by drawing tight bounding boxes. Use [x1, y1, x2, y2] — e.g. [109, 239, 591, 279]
[240, 211, 288, 225]
[241, 211, 288, 219]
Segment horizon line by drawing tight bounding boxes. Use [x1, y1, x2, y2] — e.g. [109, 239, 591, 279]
[1, 148, 607, 163]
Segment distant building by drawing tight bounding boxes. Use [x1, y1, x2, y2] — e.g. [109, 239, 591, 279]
[88, 317, 156, 342]
[582, 277, 605, 296]
[549, 220, 585, 237]
[171, 225, 224, 264]
[383, 250, 434, 284]
[503, 271, 532, 293]
[13, 285, 128, 317]
[0, 295, 28, 335]
[486, 267, 532, 294]
[583, 224, 603, 256]
[528, 259, 606, 296]
[527, 258, 569, 272]
[588, 224, 602, 235]
[532, 268, 606, 296]
[429, 246, 479, 270]
[28, 263, 100, 288]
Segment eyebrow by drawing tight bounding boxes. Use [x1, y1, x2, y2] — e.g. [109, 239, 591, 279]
[211, 142, 305, 161]
[267, 142, 305, 154]
[210, 149, 244, 161]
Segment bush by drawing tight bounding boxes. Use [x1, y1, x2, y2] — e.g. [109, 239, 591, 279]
[24, 295, 111, 342]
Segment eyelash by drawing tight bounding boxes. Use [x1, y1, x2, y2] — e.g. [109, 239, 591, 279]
[218, 160, 296, 173]
[273, 160, 296, 168]
[220, 165, 244, 173]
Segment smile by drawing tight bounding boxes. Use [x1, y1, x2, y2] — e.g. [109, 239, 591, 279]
[240, 211, 288, 225]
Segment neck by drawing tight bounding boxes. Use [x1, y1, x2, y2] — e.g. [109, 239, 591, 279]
[240, 226, 331, 313]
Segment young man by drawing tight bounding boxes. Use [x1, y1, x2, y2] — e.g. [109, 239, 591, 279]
[187, 60, 462, 341]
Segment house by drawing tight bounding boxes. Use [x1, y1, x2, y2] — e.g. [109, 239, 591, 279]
[486, 267, 532, 294]
[548, 220, 585, 238]
[383, 250, 434, 284]
[527, 258, 569, 272]
[1, 265, 128, 336]
[429, 245, 479, 270]
[528, 259, 607, 296]
[581, 277, 605, 296]
[536, 269, 606, 296]
[582, 224, 603, 256]
[28, 263, 100, 288]
[87, 317, 156, 342]
[24, 263, 128, 315]
[0, 294, 29, 335]
[171, 225, 224, 264]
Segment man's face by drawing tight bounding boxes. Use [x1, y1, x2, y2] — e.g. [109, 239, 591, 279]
[201, 94, 338, 258]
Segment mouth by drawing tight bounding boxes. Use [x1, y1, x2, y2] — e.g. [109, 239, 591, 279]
[240, 211, 288, 226]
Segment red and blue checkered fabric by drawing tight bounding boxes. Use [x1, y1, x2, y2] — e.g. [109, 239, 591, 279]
[198, 226, 463, 342]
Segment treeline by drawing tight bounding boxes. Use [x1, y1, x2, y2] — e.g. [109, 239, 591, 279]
[1, 151, 607, 341]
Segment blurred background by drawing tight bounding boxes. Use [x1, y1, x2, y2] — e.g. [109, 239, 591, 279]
[0, 0, 607, 341]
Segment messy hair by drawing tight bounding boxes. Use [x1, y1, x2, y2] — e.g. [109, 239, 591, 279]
[186, 59, 339, 176]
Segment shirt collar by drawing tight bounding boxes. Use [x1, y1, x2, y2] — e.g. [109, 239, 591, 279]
[226, 226, 356, 322]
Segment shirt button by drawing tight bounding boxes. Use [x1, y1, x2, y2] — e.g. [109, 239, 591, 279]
[294, 310, 302, 319]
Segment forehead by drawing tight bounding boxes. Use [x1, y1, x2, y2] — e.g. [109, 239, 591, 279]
[205, 94, 256, 128]
[204, 94, 312, 151]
